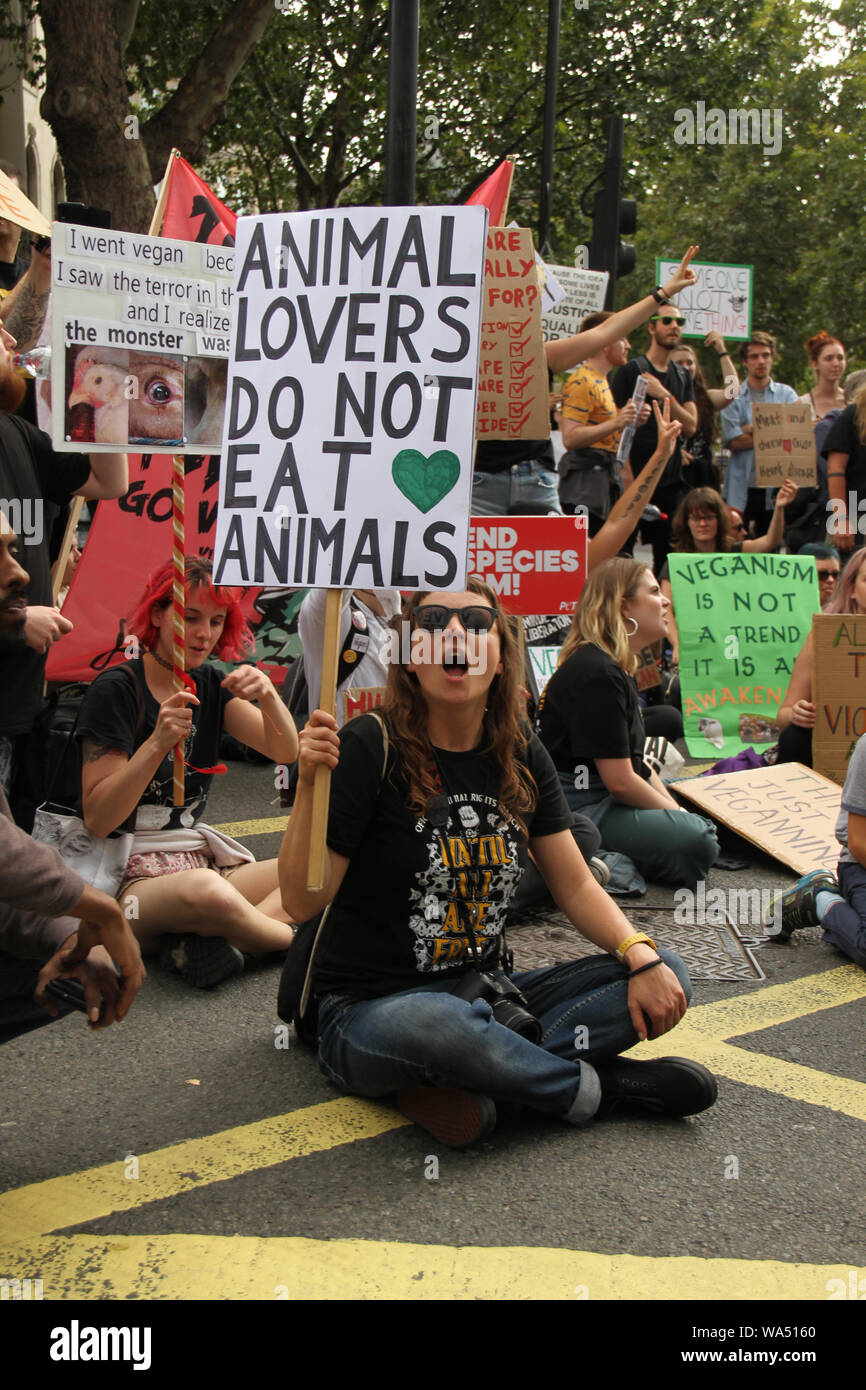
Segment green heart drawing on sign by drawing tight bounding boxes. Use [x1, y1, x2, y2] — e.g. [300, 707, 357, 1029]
[391, 449, 461, 514]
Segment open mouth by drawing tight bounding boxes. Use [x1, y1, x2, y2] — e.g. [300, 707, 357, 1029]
[442, 651, 469, 680]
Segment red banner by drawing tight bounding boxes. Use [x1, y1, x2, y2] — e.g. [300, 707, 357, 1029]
[467, 514, 588, 616]
[46, 454, 305, 684]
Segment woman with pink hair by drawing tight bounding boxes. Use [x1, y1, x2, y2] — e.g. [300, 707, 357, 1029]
[76, 557, 298, 987]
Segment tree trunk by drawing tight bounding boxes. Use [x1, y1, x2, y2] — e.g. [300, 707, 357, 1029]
[38, 0, 155, 233]
[142, 0, 278, 174]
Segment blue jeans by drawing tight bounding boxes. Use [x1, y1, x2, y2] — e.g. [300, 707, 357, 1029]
[472, 461, 562, 516]
[822, 861, 866, 967]
[317, 948, 692, 1123]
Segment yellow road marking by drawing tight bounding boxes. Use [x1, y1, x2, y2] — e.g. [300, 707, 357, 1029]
[0, 1098, 408, 1242]
[4, 968, 865, 1300]
[633, 965, 866, 1121]
[1, 1235, 860, 1301]
[212, 815, 288, 838]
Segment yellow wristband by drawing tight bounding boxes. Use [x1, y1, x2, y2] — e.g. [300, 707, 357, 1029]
[615, 932, 657, 964]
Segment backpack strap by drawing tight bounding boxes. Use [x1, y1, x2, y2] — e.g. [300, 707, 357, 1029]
[297, 711, 390, 1019]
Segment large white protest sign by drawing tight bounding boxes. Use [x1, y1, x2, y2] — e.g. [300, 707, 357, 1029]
[655, 257, 752, 341]
[213, 206, 487, 590]
[50, 222, 233, 453]
[541, 264, 609, 341]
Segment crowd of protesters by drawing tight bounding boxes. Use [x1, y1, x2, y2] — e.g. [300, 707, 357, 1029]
[4, 185, 866, 1150]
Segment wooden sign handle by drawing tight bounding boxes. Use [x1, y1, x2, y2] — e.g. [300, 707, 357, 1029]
[51, 495, 84, 604]
[306, 588, 344, 890]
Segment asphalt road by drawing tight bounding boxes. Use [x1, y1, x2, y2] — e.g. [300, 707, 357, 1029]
[2, 748, 864, 1342]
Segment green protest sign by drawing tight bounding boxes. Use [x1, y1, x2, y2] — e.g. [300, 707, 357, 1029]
[669, 552, 819, 757]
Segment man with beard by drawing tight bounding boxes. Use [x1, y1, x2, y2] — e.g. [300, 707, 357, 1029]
[0, 506, 145, 1038]
[0, 324, 128, 828]
[611, 304, 698, 573]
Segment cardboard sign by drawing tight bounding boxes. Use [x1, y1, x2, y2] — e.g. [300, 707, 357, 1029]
[541, 263, 609, 340]
[672, 763, 840, 875]
[812, 613, 866, 785]
[635, 644, 662, 691]
[753, 402, 816, 487]
[467, 514, 588, 615]
[0, 169, 51, 236]
[342, 685, 385, 723]
[655, 257, 752, 341]
[214, 206, 486, 590]
[50, 221, 233, 453]
[669, 552, 819, 757]
[476, 227, 549, 442]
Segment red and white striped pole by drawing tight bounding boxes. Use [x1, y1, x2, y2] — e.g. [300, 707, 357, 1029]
[172, 453, 185, 805]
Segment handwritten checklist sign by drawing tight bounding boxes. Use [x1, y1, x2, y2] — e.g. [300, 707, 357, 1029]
[476, 228, 549, 442]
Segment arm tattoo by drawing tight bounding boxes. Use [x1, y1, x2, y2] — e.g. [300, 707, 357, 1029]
[5, 282, 50, 351]
[82, 738, 122, 764]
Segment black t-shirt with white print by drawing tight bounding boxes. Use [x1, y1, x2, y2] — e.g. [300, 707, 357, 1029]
[314, 714, 573, 1000]
[537, 643, 650, 796]
[76, 658, 233, 831]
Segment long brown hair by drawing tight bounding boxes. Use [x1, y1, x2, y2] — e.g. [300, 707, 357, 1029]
[671, 487, 733, 552]
[558, 557, 647, 676]
[382, 576, 536, 831]
[855, 381, 866, 446]
[672, 346, 715, 445]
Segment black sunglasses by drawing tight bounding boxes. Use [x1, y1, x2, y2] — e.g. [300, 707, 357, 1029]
[413, 604, 497, 633]
[817, 568, 840, 581]
[651, 314, 686, 326]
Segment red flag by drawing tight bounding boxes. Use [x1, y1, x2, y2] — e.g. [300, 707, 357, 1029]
[465, 158, 514, 227]
[159, 153, 236, 246]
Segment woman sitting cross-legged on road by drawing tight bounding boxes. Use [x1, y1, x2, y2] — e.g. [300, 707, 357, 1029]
[77, 557, 299, 988]
[278, 577, 717, 1148]
[537, 551, 719, 889]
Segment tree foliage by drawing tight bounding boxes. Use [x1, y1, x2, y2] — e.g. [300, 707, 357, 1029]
[0, 0, 862, 380]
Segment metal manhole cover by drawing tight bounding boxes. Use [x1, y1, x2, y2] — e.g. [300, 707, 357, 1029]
[509, 907, 764, 982]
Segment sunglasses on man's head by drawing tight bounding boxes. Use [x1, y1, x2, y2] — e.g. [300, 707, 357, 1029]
[413, 604, 497, 633]
[651, 314, 686, 326]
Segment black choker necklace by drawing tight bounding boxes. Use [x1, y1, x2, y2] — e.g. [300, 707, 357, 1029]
[146, 648, 176, 675]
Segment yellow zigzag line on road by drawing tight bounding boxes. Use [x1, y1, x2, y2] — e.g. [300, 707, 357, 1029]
[212, 816, 287, 838]
[632, 964, 866, 1121]
[0, 1098, 409, 1242]
[2, 968, 865, 1301]
[1, 1234, 861, 1301]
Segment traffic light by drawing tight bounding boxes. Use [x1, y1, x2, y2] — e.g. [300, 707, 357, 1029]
[588, 117, 636, 307]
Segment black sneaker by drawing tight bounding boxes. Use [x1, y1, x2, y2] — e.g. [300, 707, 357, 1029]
[164, 934, 245, 988]
[397, 1085, 496, 1148]
[594, 1056, 718, 1118]
[762, 869, 839, 943]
